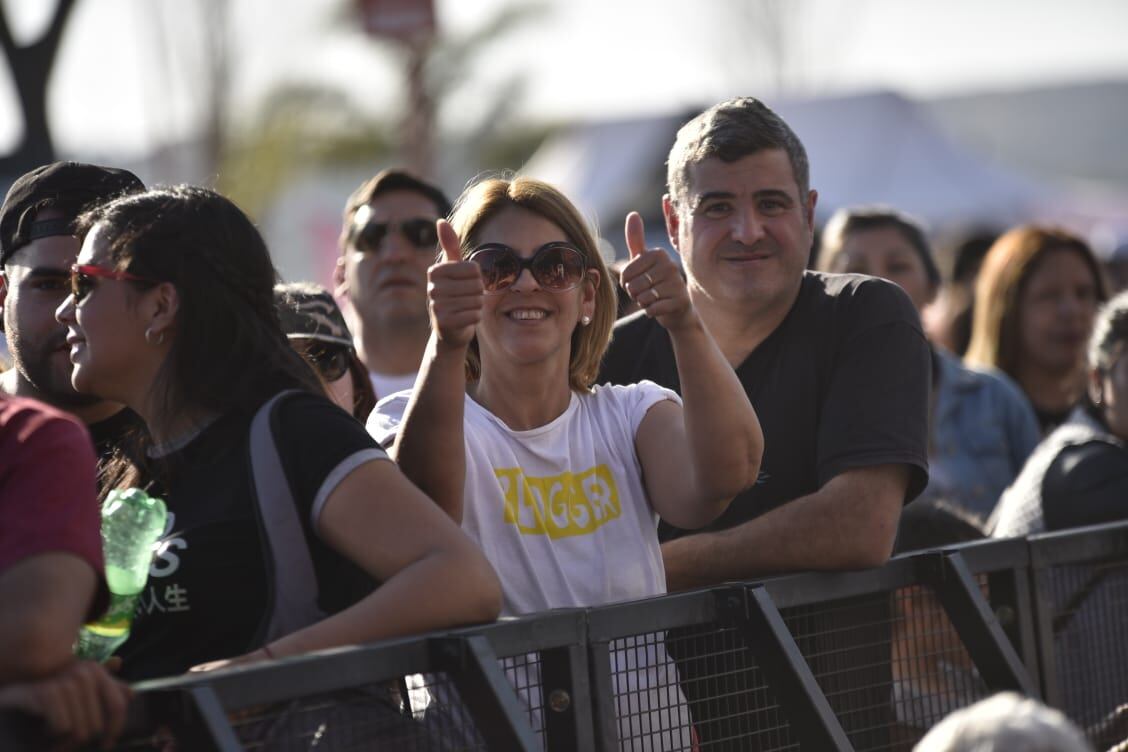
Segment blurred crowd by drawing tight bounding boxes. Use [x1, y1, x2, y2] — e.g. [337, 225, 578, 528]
[1, 96, 1124, 751]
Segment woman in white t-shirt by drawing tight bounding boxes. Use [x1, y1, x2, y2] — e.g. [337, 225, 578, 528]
[369, 176, 763, 749]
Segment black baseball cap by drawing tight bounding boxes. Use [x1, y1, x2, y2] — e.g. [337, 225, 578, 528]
[0, 161, 145, 266]
[274, 282, 355, 348]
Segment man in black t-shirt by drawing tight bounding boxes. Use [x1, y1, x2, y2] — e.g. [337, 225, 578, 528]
[599, 98, 930, 748]
[601, 97, 929, 583]
[0, 162, 146, 468]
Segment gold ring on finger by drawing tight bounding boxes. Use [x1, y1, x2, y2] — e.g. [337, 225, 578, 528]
[650, 288, 661, 303]
[644, 272, 656, 287]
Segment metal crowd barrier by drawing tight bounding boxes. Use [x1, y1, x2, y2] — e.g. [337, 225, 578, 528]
[3, 520, 1126, 751]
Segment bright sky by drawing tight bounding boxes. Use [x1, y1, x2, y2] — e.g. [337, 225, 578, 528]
[2, 0, 1128, 159]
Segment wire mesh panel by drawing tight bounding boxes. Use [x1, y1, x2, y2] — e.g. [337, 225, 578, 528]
[607, 632, 697, 751]
[1042, 561, 1128, 737]
[228, 679, 482, 751]
[391, 655, 546, 750]
[663, 622, 797, 751]
[100, 680, 461, 751]
[103, 669, 504, 751]
[503, 652, 547, 749]
[885, 584, 991, 751]
[392, 669, 523, 752]
[780, 593, 897, 752]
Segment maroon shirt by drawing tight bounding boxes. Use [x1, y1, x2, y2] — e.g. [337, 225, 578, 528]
[0, 394, 106, 617]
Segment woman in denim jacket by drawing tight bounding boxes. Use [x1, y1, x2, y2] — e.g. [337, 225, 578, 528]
[818, 207, 1040, 519]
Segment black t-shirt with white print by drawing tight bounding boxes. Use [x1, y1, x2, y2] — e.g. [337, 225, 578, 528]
[599, 270, 930, 541]
[116, 392, 387, 681]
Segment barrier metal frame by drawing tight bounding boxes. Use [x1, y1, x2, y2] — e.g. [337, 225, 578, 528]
[3, 521, 1126, 751]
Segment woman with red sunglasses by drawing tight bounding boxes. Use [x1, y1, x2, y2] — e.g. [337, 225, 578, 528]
[52, 186, 501, 692]
[369, 176, 763, 748]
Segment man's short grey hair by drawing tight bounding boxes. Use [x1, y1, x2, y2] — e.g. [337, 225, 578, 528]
[914, 693, 1092, 752]
[666, 97, 810, 210]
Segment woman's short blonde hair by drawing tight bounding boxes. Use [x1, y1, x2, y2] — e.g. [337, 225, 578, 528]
[448, 176, 616, 392]
[965, 225, 1107, 379]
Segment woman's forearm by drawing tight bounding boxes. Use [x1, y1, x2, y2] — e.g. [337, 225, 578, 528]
[265, 544, 501, 657]
[393, 334, 469, 520]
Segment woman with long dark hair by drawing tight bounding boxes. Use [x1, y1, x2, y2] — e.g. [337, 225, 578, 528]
[993, 290, 1128, 536]
[55, 185, 500, 682]
[965, 226, 1108, 434]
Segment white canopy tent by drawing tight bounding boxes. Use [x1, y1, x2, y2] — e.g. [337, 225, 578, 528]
[522, 91, 1056, 258]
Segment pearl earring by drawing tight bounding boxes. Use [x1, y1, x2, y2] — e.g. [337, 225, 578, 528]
[581, 315, 591, 326]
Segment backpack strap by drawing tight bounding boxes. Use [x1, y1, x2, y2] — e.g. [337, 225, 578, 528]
[249, 390, 326, 645]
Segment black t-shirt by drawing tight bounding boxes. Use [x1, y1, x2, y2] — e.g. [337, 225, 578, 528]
[116, 393, 387, 681]
[599, 271, 930, 540]
[1042, 440, 1128, 531]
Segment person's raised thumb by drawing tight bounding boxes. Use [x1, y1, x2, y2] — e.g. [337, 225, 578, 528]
[624, 211, 647, 260]
[437, 219, 462, 263]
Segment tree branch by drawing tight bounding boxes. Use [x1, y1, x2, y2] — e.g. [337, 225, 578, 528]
[0, 3, 17, 57]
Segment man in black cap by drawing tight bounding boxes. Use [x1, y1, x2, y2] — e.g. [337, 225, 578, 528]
[0, 162, 145, 461]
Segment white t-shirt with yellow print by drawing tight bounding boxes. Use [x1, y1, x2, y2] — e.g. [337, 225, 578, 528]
[369, 380, 678, 616]
[369, 381, 694, 751]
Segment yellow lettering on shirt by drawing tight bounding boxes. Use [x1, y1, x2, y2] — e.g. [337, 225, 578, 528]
[496, 465, 621, 538]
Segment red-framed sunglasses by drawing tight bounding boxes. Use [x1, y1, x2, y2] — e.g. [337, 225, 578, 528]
[70, 264, 156, 303]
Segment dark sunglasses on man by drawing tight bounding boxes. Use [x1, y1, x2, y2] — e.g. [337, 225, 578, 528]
[349, 204, 438, 255]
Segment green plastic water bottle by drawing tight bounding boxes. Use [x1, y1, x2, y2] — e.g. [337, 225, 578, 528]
[75, 488, 168, 662]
